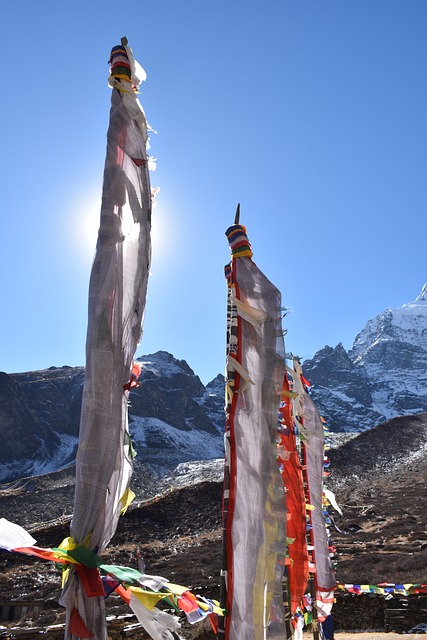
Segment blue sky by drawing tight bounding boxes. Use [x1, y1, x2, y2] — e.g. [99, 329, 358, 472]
[0, 1, 426, 384]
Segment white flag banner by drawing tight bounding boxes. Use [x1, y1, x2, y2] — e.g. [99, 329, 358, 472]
[61, 41, 152, 640]
[129, 593, 180, 640]
[0, 518, 37, 550]
[301, 390, 336, 592]
[222, 225, 287, 640]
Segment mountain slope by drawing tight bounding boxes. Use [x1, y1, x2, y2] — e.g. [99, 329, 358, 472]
[328, 412, 427, 585]
[0, 367, 83, 481]
[1, 413, 426, 637]
[1, 286, 426, 481]
[303, 285, 427, 431]
[0, 352, 225, 483]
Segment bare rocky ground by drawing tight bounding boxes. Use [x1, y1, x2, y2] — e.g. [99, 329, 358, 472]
[0, 413, 427, 637]
[328, 413, 427, 585]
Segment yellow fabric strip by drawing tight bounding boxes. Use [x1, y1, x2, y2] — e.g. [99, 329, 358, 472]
[164, 582, 188, 596]
[120, 487, 135, 515]
[234, 249, 253, 258]
[62, 566, 70, 588]
[129, 586, 168, 610]
[282, 389, 298, 399]
[110, 73, 133, 81]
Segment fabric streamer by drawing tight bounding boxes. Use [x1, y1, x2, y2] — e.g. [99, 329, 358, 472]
[291, 358, 336, 629]
[300, 389, 336, 594]
[323, 489, 343, 517]
[337, 583, 427, 596]
[221, 224, 287, 640]
[128, 593, 180, 640]
[0, 518, 37, 550]
[277, 373, 309, 614]
[60, 41, 153, 640]
[0, 518, 224, 637]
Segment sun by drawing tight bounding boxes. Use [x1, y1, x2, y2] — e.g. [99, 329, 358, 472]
[64, 183, 181, 278]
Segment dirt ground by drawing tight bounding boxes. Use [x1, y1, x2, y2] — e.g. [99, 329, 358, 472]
[334, 635, 423, 640]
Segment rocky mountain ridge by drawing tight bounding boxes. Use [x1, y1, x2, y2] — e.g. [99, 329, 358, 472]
[303, 284, 427, 431]
[1, 285, 426, 482]
[0, 352, 225, 484]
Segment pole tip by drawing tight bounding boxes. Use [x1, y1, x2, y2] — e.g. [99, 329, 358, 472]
[234, 203, 240, 225]
[121, 36, 128, 46]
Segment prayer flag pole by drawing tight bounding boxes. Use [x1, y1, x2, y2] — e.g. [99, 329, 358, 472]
[219, 213, 288, 640]
[60, 39, 153, 640]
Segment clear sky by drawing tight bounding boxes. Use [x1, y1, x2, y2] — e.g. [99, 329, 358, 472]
[0, 1, 426, 384]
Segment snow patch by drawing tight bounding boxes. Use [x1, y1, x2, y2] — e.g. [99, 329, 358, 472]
[129, 415, 224, 462]
[0, 433, 78, 483]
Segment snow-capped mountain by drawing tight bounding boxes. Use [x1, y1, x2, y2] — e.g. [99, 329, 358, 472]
[1, 286, 425, 482]
[303, 285, 427, 432]
[0, 366, 84, 483]
[0, 352, 225, 484]
[128, 352, 224, 475]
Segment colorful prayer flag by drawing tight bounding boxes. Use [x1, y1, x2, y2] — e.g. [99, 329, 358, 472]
[221, 223, 287, 640]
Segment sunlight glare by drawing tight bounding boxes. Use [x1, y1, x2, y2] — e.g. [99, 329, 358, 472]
[66, 187, 182, 276]
[66, 187, 101, 266]
[149, 197, 183, 277]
